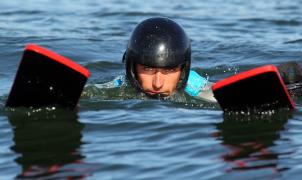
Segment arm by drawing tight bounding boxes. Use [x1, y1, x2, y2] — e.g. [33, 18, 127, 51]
[185, 70, 217, 103]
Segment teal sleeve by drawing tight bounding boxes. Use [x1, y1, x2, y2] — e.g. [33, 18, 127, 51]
[114, 78, 123, 87]
[185, 70, 207, 97]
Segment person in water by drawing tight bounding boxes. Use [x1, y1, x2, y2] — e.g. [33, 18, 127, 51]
[121, 17, 216, 102]
[91, 17, 301, 101]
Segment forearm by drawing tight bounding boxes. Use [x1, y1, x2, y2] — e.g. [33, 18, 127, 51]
[194, 81, 217, 103]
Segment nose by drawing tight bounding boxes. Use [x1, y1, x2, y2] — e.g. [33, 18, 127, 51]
[152, 71, 164, 90]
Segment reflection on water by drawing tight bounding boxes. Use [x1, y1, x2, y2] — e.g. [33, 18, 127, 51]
[214, 110, 292, 175]
[6, 108, 89, 179]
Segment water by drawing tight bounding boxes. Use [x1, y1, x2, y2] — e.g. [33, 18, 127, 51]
[0, 0, 302, 179]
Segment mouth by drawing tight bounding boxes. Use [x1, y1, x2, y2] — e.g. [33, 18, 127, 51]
[145, 91, 170, 97]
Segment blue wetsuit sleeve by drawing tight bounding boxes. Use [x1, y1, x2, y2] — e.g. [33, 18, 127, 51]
[185, 70, 208, 97]
[93, 75, 124, 89]
[113, 77, 123, 87]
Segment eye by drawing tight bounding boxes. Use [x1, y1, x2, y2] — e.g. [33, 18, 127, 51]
[141, 66, 156, 74]
[164, 68, 177, 73]
[143, 67, 154, 71]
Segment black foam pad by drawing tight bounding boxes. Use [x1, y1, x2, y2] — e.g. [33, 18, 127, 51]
[212, 65, 294, 112]
[6, 44, 90, 109]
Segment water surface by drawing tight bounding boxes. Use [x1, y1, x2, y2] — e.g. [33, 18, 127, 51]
[0, 0, 302, 179]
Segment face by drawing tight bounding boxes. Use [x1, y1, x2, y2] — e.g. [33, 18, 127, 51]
[136, 64, 182, 97]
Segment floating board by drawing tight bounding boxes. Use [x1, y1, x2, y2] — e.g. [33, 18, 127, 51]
[6, 44, 90, 109]
[212, 65, 295, 111]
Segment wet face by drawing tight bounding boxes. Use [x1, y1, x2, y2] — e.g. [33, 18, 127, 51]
[136, 64, 182, 97]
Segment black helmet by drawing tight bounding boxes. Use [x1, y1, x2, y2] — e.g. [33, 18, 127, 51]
[123, 17, 191, 92]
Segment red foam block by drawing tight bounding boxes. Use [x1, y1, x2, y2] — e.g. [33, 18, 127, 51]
[212, 65, 295, 111]
[6, 44, 90, 109]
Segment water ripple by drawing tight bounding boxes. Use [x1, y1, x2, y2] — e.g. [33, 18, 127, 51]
[1, 0, 302, 179]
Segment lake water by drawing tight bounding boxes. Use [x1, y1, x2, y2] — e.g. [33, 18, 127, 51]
[0, 0, 302, 179]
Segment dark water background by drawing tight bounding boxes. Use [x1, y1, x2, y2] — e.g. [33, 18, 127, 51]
[1, 0, 302, 179]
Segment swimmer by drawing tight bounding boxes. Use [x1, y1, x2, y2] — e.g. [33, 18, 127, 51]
[93, 17, 302, 102]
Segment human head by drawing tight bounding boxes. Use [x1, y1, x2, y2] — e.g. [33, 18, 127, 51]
[123, 17, 191, 97]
